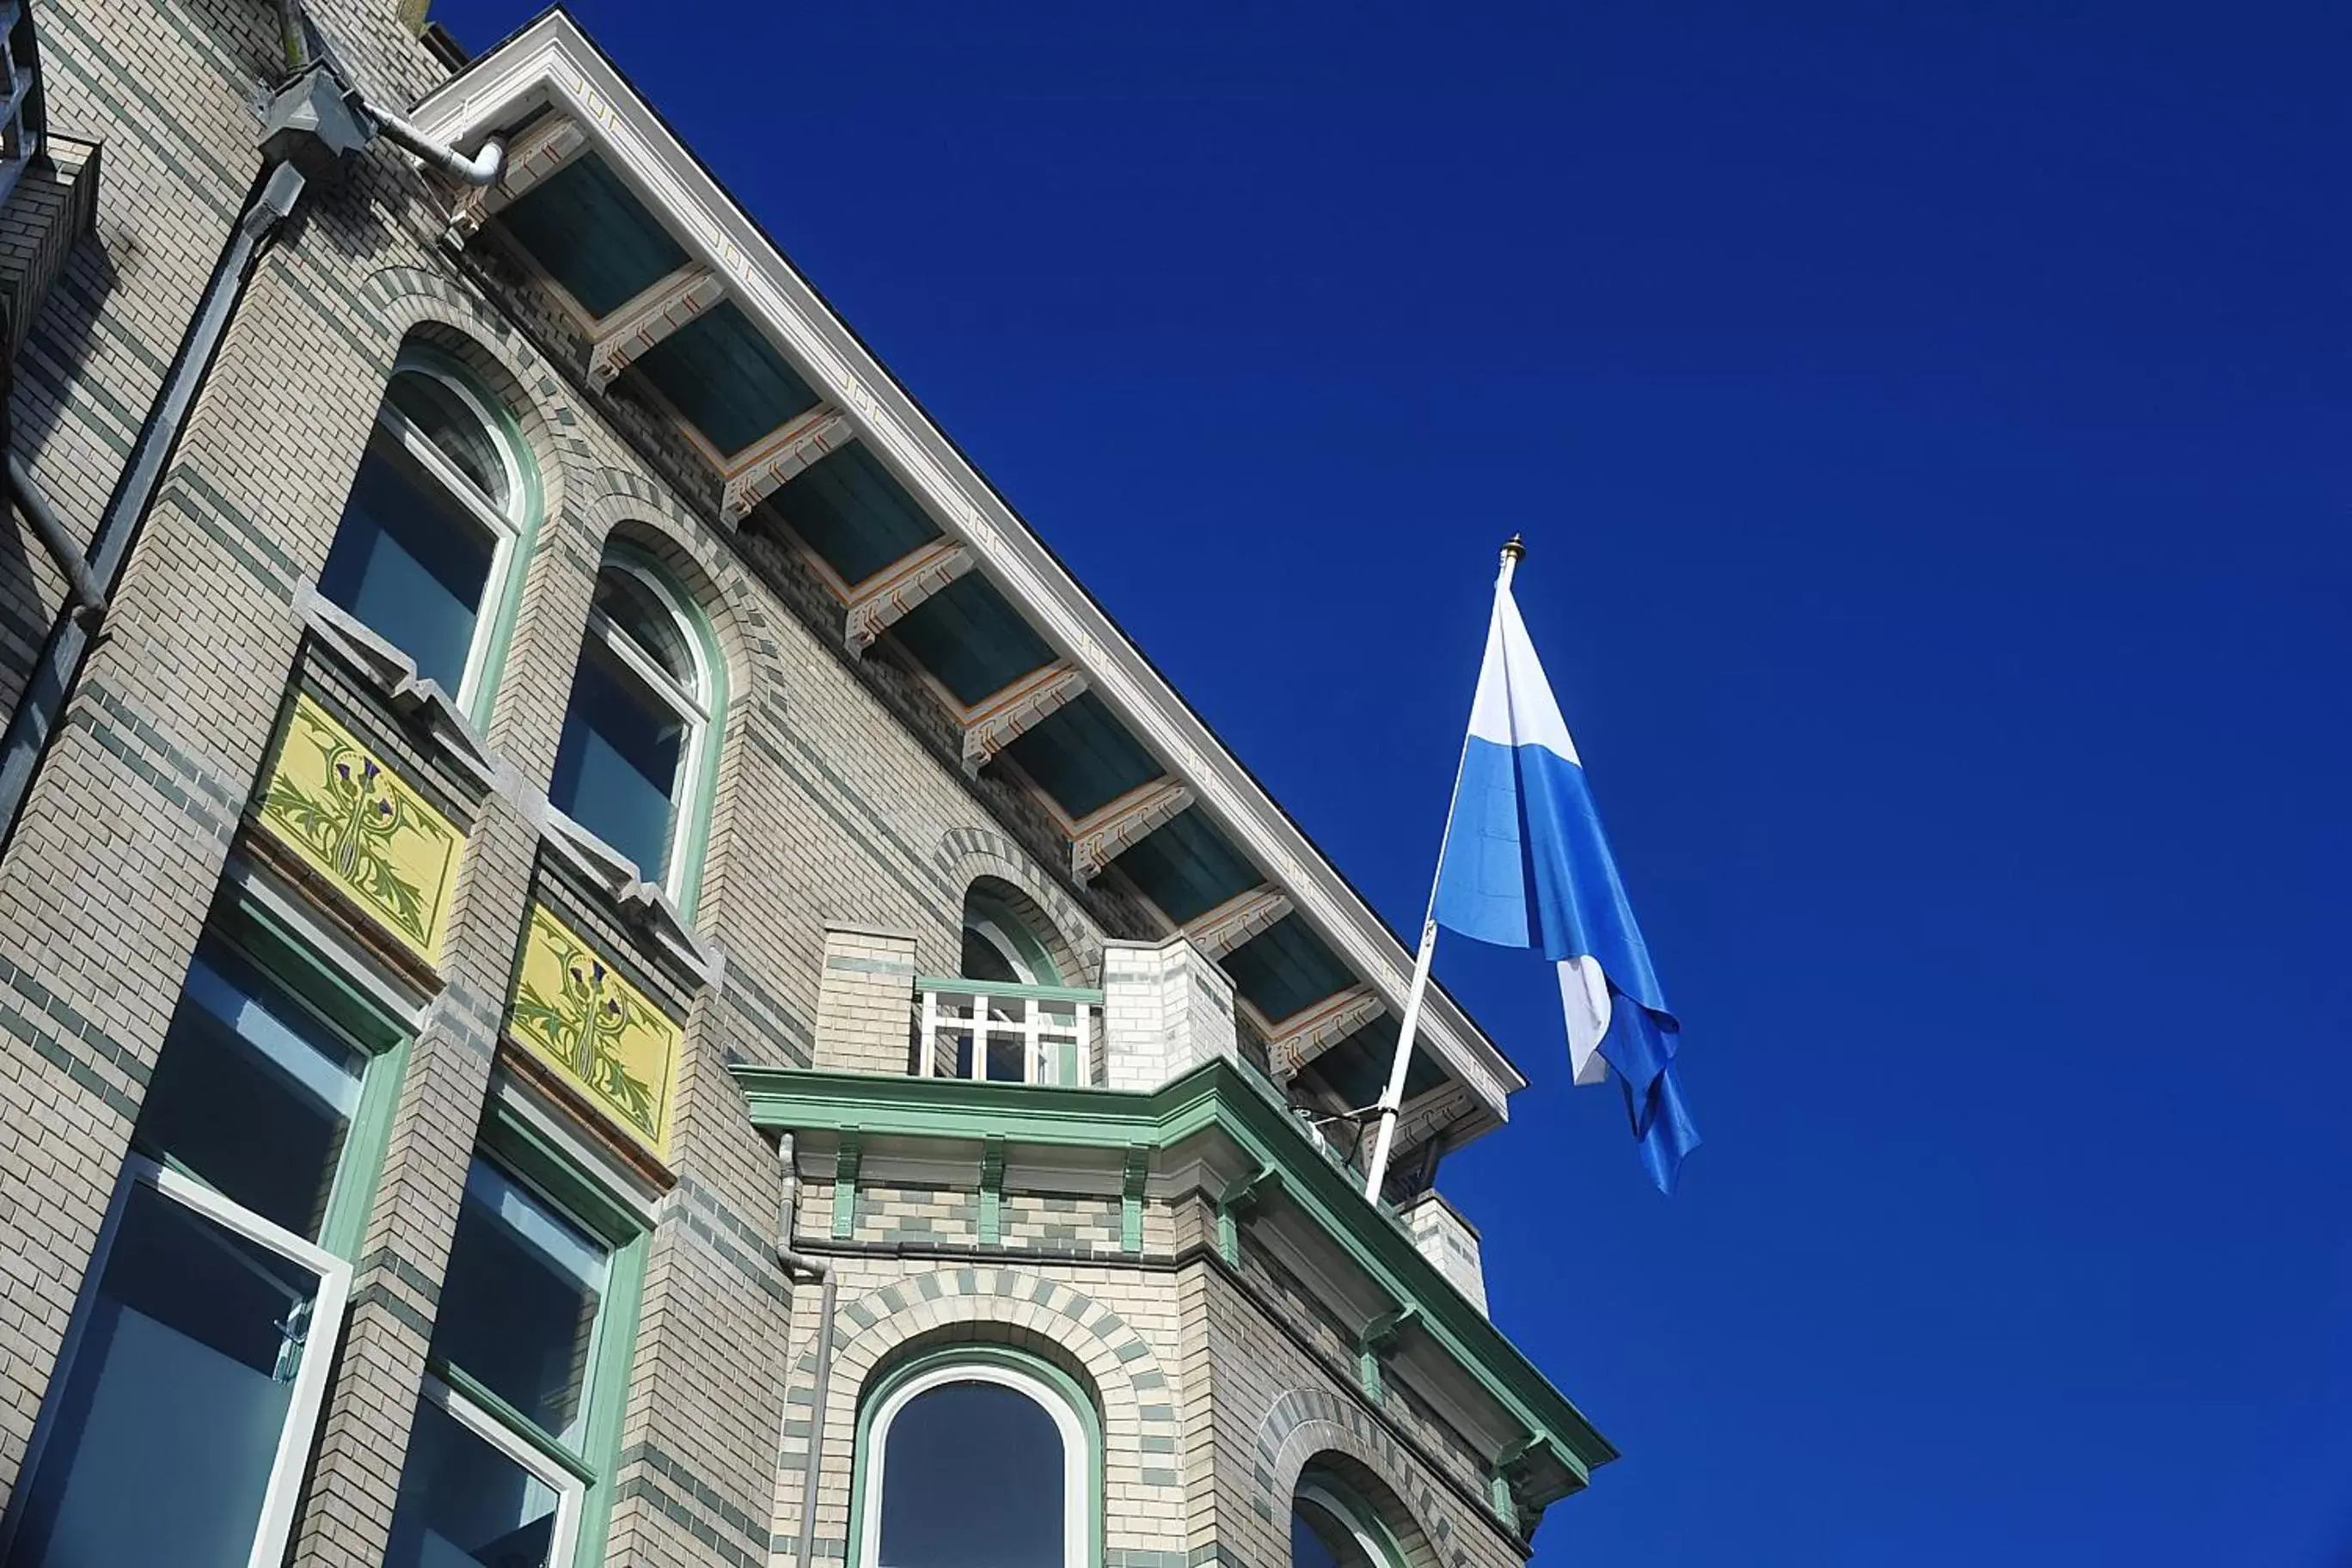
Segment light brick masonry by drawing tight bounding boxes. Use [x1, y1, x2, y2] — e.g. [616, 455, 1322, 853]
[0, 3, 1597, 1567]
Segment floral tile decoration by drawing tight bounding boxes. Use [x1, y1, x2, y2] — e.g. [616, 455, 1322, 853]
[508, 902, 683, 1160]
[259, 694, 465, 965]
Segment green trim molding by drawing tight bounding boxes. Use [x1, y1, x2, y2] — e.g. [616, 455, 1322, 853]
[729, 1057, 1616, 1498]
[601, 540, 729, 922]
[481, 1101, 650, 1566]
[844, 1344, 1105, 1568]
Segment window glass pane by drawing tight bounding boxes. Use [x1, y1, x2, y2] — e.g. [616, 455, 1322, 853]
[5, 1181, 322, 1568]
[592, 567, 696, 692]
[878, 1381, 1064, 1568]
[136, 943, 365, 1242]
[319, 431, 496, 693]
[549, 637, 685, 879]
[431, 1161, 609, 1445]
[960, 926, 1023, 985]
[386, 371, 511, 511]
[383, 1397, 561, 1568]
[1291, 1492, 1380, 1568]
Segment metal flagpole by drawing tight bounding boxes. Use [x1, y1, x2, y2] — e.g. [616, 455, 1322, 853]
[1363, 535, 1524, 1200]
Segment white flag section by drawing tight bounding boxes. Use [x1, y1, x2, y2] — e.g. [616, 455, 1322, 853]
[1363, 540, 1700, 1197]
[1558, 954, 1614, 1087]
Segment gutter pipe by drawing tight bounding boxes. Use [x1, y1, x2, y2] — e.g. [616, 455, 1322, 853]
[9, 452, 101, 618]
[772, 1137, 838, 1568]
[0, 160, 306, 847]
[0, 15, 505, 855]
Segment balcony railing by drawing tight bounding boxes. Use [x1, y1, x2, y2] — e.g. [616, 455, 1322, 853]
[915, 976, 1100, 1087]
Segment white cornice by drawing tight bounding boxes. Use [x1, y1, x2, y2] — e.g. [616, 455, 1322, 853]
[409, 13, 1526, 1118]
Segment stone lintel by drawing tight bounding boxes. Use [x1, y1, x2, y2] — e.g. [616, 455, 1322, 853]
[961, 659, 1087, 776]
[1180, 883, 1293, 961]
[720, 405, 854, 523]
[585, 263, 725, 389]
[1265, 983, 1387, 1078]
[1069, 778, 1192, 884]
[842, 538, 975, 656]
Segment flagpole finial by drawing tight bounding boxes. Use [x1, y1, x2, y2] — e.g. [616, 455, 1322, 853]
[1501, 534, 1526, 565]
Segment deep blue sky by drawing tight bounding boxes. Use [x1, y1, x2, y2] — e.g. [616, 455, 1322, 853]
[436, 3, 2352, 1561]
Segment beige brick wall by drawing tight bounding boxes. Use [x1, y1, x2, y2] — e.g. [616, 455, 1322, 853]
[0, 4, 1556, 1566]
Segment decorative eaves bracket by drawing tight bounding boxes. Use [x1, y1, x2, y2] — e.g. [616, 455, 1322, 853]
[1070, 778, 1192, 884]
[586, 262, 724, 389]
[1215, 1160, 1281, 1266]
[1182, 883, 1294, 961]
[842, 538, 973, 656]
[962, 659, 1087, 777]
[1357, 1302, 1422, 1402]
[721, 405, 854, 524]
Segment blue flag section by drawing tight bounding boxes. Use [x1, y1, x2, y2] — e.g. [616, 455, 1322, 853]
[1430, 555, 1701, 1193]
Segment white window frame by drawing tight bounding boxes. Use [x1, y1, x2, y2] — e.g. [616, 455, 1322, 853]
[964, 911, 1042, 984]
[0, 1157, 352, 1568]
[858, 1361, 1087, 1568]
[568, 557, 712, 902]
[370, 358, 530, 717]
[1294, 1480, 1398, 1568]
[413, 1373, 588, 1568]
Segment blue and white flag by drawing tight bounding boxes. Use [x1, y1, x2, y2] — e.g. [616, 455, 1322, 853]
[1430, 566, 1701, 1193]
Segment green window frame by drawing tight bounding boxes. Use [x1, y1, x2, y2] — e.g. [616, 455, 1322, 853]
[1290, 1465, 1409, 1568]
[847, 1344, 1102, 1568]
[391, 1103, 647, 1568]
[549, 542, 729, 920]
[318, 341, 545, 730]
[0, 895, 414, 1568]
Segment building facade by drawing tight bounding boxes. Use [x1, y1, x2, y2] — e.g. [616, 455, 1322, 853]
[0, 4, 1614, 1567]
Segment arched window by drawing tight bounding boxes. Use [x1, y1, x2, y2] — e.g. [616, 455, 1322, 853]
[854, 1350, 1094, 1568]
[1290, 1468, 1403, 1568]
[960, 890, 1061, 986]
[549, 549, 724, 909]
[318, 347, 536, 720]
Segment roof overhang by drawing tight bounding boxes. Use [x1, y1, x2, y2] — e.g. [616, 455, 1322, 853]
[407, 12, 1528, 1131]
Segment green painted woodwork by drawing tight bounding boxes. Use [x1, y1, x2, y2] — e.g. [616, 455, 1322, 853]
[1000, 691, 1164, 820]
[888, 573, 1057, 707]
[432, 1359, 599, 1484]
[1355, 1305, 1419, 1405]
[963, 891, 1064, 984]
[320, 1034, 411, 1263]
[499, 155, 689, 317]
[979, 1136, 1007, 1246]
[600, 542, 730, 922]
[207, 897, 411, 1263]
[915, 974, 1105, 1006]
[1299, 1465, 1411, 1568]
[764, 443, 940, 586]
[834, 1134, 862, 1240]
[728, 1058, 1617, 1482]
[479, 1103, 651, 1568]
[1222, 915, 1357, 1025]
[633, 300, 821, 456]
[1120, 1146, 1149, 1255]
[844, 1344, 1105, 1568]
[1106, 805, 1261, 926]
[391, 342, 544, 731]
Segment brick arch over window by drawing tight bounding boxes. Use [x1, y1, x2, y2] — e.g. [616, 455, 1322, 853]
[934, 828, 1098, 985]
[961, 875, 1081, 988]
[1253, 1388, 1467, 1568]
[356, 264, 593, 533]
[801, 1267, 1185, 1521]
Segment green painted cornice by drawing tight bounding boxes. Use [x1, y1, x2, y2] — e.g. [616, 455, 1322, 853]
[729, 1058, 1617, 1481]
